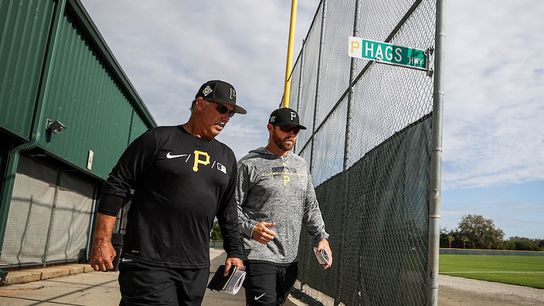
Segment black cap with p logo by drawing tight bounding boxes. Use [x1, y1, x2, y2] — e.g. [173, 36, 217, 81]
[195, 80, 247, 114]
[268, 108, 307, 129]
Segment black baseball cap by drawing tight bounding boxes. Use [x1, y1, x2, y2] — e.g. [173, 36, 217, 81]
[195, 80, 247, 114]
[268, 108, 307, 129]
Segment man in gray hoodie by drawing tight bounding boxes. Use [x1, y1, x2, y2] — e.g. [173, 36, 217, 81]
[236, 107, 332, 306]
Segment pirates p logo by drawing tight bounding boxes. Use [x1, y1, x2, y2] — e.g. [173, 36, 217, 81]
[193, 150, 210, 172]
[283, 175, 290, 186]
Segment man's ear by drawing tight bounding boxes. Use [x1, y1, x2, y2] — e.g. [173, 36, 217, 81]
[195, 97, 207, 110]
[267, 123, 274, 132]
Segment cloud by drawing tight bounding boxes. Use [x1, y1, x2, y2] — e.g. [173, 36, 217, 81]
[442, 0, 544, 189]
[81, 0, 319, 159]
[81, 0, 544, 189]
[80, 0, 543, 238]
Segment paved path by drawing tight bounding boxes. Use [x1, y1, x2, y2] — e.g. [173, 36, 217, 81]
[15, 251, 543, 305]
[0, 249, 250, 306]
[291, 275, 544, 306]
[439, 275, 544, 306]
[0, 271, 120, 305]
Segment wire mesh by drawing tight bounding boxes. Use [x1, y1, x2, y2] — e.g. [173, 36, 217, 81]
[312, 100, 347, 186]
[297, 3, 323, 149]
[289, 52, 303, 115]
[314, 0, 355, 127]
[344, 117, 432, 305]
[294, 0, 437, 305]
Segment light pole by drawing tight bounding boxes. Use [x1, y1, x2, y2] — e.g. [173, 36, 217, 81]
[282, 0, 298, 108]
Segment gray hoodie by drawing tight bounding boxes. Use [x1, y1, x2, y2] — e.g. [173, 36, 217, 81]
[236, 147, 329, 264]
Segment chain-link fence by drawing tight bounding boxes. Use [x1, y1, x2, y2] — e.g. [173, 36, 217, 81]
[290, 0, 441, 305]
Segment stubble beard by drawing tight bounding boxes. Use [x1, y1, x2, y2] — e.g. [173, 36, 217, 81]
[273, 134, 296, 152]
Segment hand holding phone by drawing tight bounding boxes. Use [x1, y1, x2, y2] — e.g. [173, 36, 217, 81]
[313, 247, 331, 266]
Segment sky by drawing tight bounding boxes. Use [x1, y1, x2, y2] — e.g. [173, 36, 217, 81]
[80, 0, 543, 239]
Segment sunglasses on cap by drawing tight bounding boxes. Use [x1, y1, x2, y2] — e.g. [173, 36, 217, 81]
[208, 100, 235, 117]
[277, 125, 301, 135]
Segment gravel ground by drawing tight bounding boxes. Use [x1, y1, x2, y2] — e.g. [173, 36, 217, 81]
[289, 275, 544, 306]
[439, 275, 544, 306]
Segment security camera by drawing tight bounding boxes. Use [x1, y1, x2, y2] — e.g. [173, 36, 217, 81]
[46, 119, 66, 134]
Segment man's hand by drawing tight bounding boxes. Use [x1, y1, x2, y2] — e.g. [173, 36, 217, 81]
[223, 257, 244, 276]
[316, 239, 333, 269]
[251, 222, 277, 244]
[90, 239, 116, 271]
[89, 213, 118, 272]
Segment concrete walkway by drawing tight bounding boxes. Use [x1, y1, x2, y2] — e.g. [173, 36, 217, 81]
[0, 268, 120, 305]
[1, 264, 96, 287]
[0, 249, 302, 305]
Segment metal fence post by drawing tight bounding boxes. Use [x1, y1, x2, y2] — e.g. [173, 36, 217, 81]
[309, 0, 326, 174]
[336, 0, 362, 304]
[296, 40, 305, 115]
[292, 42, 305, 155]
[427, 0, 445, 304]
[343, 2, 361, 172]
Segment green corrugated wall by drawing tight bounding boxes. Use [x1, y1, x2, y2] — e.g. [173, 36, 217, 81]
[129, 110, 149, 143]
[0, 0, 155, 179]
[0, 0, 156, 264]
[39, 12, 134, 177]
[0, 0, 55, 139]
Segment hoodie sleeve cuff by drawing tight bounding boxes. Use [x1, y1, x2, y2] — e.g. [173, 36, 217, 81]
[313, 232, 330, 244]
[243, 220, 258, 238]
[97, 195, 125, 216]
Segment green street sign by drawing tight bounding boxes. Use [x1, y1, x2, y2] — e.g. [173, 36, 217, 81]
[348, 36, 428, 71]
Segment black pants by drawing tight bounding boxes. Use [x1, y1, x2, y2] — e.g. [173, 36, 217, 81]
[243, 261, 298, 306]
[118, 260, 209, 306]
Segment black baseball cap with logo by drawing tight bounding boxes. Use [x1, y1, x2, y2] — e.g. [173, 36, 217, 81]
[195, 80, 247, 114]
[268, 108, 307, 129]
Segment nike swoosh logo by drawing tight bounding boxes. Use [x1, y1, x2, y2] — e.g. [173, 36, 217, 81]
[166, 152, 188, 159]
[254, 293, 265, 300]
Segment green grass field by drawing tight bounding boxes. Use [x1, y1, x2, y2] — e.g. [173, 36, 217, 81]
[440, 254, 544, 289]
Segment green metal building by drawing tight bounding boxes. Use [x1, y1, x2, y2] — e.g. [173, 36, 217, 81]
[0, 0, 156, 268]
